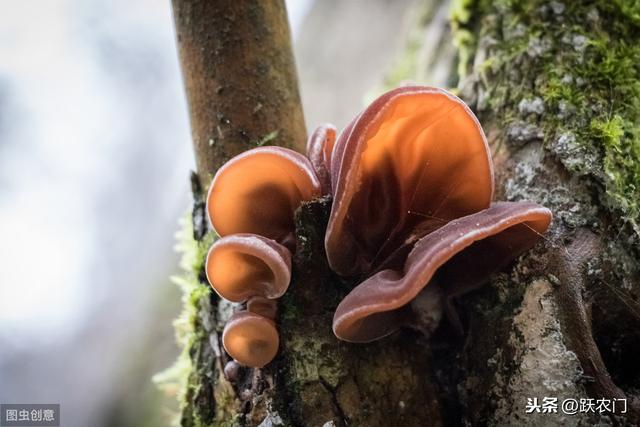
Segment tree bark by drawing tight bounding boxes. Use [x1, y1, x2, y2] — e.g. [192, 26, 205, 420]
[172, 0, 307, 184]
[451, 0, 640, 424]
[168, 0, 640, 426]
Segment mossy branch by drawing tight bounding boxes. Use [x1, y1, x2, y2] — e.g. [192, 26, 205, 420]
[162, 0, 640, 425]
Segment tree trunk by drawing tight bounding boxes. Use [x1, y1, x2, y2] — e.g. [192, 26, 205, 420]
[165, 0, 640, 426]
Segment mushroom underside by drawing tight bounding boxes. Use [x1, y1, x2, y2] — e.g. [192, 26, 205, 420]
[333, 202, 552, 343]
[326, 86, 494, 277]
[206, 233, 292, 302]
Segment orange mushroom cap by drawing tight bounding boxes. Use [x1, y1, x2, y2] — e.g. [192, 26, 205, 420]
[205, 234, 292, 303]
[222, 311, 279, 368]
[207, 147, 321, 246]
[306, 124, 337, 194]
[326, 86, 494, 277]
[333, 201, 552, 343]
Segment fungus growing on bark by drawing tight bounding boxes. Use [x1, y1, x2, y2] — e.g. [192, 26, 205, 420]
[207, 146, 321, 247]
[333, 202, 552, 342]
[323, 86, 552, 343]
[325, 86, 494, 277]
[206, 234, 292, 302]
[206, 146, 322, 368]
[222, 311, 279, 368]
[206, 85, 552, 359]
[306, 124, 337, 194]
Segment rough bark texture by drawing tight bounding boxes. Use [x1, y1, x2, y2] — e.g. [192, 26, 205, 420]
[452, 0, 640, 424]
[164, 0, 640, 426]
[172, 0, 307, 184]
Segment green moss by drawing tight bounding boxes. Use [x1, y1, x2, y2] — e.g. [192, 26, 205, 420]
[614, 0, 640, 27]
[171, 215, 215, 346]
[450, 0, 490, 81]
[450, 0, 474, 24]
[592, 115, 640, 233]
[450, 0, 640, 242]
[451, 29, 475, 80]
[154, 213, 217, 427]
[284, 328, 348, 388]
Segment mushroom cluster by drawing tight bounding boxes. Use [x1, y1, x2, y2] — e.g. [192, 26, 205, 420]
[205, 85, 552, 367]
[205, 147, 322, 367]
[324, 86, 552, 342]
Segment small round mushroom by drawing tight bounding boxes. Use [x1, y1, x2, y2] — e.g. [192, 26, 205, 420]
[306, 124, 337, 194]
[222, 311, 280, 368]
[207, 146, 321, 246]
[206, 234, 292, 302]
[325, 86, 494, 277]
[333, 201, 552, 343]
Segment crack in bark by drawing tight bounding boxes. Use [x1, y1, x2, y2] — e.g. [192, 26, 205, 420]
[552, 229, 640, 424]
[319, 377, 348, 427]
[190, 171, 208, 241]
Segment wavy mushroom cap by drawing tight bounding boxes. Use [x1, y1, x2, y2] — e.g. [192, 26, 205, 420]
[333, 201, 552, 343]
[206, 234, 292, 302]
[326, 86, 494, 277]
[207, 147, 321, 244]
[222, 311, 280, 368]
[306, 124, 337, 193]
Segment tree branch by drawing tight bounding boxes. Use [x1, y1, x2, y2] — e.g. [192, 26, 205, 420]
[172, 0, 307, 183]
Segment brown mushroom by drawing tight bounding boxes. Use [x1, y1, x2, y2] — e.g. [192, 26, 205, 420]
[306, 124, 337, 194]
[333, 201, 552, 343]
[206, 147, 322, 368]
[222, 311, 279, 368]
[325, 86, 494, 277]
[207, 147, 321, 246]
[205, 234, 292, 302]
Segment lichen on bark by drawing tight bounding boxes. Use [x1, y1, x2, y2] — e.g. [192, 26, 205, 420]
[454, 0, 640, 247]
[450, 0, 640, 423]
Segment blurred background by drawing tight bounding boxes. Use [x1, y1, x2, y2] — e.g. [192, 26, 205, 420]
[0, 0, 444, 425]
